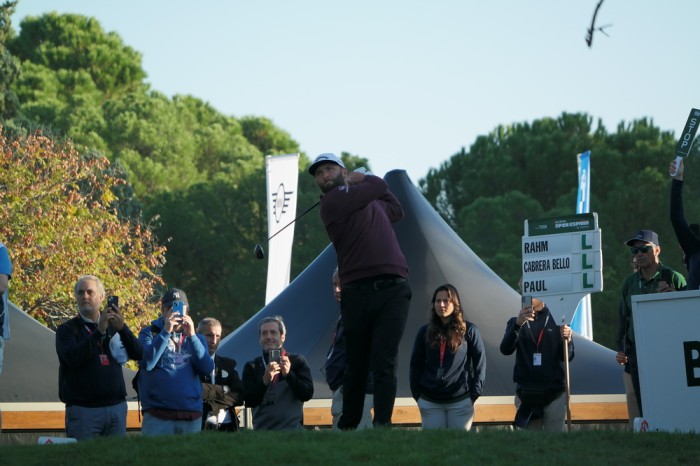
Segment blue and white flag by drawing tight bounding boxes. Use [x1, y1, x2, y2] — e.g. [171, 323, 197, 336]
[571, 150, 593, 340]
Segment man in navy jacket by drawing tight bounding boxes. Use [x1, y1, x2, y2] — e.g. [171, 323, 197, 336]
[56, 275, 142, 440]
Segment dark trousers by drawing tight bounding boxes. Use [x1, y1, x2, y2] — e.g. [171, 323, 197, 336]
[338, 280, 411, 429]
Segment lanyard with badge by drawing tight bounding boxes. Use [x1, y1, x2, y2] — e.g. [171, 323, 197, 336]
[172, 332, 186, 353]
[84, 324, 110, 366]
[436, 337, 447, 379]
[525, 315, 549, 366]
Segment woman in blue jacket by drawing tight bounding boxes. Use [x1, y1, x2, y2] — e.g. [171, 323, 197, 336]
[409, 284, 486, 430]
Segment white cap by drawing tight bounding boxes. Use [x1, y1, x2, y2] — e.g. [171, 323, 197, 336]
[353, 167, 373, 175]
[308, 153, 346, 175]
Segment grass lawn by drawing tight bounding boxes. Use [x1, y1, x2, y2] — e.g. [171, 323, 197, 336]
[2, 429, 699, 466]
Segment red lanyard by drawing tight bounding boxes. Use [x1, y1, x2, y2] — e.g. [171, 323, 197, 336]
[527, 315, 550, 352]
[536, 328, 544, 352]
[83, 324, 105, 353]
[173, 333, 186, 352]
[439, 338, 446, 366]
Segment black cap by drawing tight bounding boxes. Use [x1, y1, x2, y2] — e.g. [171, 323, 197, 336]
[625, 230, 659, 246]
[162, 288, 188, 307]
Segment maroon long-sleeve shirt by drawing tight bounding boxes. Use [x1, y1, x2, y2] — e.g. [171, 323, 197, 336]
[319, 175, 408, 286]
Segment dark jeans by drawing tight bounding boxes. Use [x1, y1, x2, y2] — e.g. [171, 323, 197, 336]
[338, 279, 411, 429]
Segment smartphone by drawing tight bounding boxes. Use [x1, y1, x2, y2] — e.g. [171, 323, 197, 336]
[521, 295, 532, 308]
[660, 269, 673, 284]
[268, 349, 281, 363]
[172, 300, 186, 317]
[107, 295, 119, 310]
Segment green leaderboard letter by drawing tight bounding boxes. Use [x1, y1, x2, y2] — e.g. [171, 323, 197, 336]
[582, 273, 594, 289]
[581, 234, 593, 250]
[582, 254, 593, 269]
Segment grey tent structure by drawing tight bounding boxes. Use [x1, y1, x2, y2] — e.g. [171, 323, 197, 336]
[1, 302, 61, 403]
[217, 169, 624, 401]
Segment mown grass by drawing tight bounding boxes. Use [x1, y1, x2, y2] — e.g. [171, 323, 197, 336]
[2, 429, 699, 466]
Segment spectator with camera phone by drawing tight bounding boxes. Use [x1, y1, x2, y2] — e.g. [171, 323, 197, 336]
[137, 288, 214, 436]
[499, 279, 573, 432]
[55, 275, 142, 440]
[242, 315, 314, 430]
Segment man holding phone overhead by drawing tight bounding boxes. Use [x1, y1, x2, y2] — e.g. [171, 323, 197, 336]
[55, 275, 142, 440]
[137, 288, 214, 436]
[616, 230, 686, 418]
[500, 290, 573, 432]
[242, 315, 314, 430]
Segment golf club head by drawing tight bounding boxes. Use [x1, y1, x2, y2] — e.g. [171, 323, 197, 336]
[254, 244, 265, 260]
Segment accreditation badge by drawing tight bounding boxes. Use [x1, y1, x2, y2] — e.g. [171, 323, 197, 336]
[533, 353, 542, 366]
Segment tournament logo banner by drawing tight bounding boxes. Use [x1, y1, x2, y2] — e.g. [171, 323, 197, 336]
[264, 154, 299, 304]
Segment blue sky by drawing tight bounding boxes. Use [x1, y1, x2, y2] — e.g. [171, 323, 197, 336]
[12, 1, 700, 181]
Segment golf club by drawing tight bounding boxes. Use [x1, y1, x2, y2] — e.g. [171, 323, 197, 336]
[254, 201, 320, 260]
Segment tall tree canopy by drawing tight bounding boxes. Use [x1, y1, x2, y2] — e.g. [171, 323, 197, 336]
[7, 13, 290, 199]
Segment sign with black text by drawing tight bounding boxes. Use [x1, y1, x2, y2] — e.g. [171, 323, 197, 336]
[675, 108, 700, 159]
[632, 290, 700, 433]
[670, 108, 700, 177]
[522, 213, 603, 323]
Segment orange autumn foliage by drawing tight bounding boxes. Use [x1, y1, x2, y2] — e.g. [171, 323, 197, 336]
[0, 129, 166, 331]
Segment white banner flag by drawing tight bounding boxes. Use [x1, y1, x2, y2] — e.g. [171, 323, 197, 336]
[264, 154, 299, 304]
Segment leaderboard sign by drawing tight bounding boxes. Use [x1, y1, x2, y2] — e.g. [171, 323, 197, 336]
[522, 213, 603, 297]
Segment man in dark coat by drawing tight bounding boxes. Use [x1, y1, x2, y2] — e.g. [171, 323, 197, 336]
[197, 317, 243, 431]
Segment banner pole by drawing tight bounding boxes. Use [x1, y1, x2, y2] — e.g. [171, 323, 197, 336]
[563, 316, 572, 432]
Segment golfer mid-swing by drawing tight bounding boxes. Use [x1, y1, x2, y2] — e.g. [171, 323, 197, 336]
[309, 153, 412, 429]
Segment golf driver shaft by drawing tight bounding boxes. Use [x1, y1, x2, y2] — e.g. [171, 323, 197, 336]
[255, 200, 320, 258]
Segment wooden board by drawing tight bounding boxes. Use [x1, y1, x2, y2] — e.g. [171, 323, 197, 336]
[1, 397, 628, 431]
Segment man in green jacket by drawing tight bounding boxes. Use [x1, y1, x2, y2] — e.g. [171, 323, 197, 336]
[616, 229, 686, 418]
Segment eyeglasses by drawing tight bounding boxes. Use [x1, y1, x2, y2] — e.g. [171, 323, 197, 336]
[630, 245, 653, 255]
